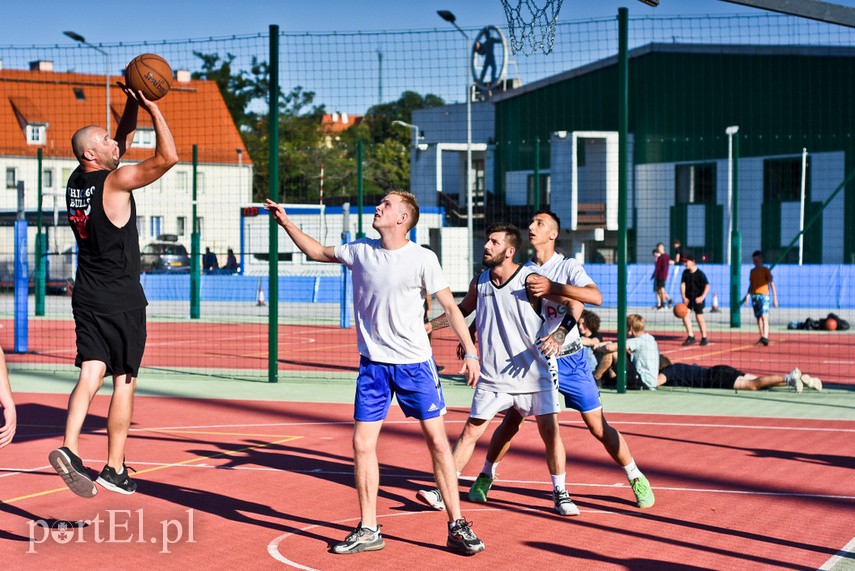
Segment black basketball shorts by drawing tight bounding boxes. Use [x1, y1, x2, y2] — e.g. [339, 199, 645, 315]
[73, 307, 147, 377]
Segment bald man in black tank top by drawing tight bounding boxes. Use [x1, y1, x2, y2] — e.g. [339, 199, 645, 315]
[49, 84, 177, 497]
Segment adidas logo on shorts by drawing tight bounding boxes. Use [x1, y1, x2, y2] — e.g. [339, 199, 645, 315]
[428, 403, 439, 412]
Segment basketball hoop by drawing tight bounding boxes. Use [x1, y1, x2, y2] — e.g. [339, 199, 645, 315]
[500, 0, 564, 56]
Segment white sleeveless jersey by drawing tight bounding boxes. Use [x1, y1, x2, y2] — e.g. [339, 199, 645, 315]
[475, 265, 553, 393]
[525, 253, 595, 352]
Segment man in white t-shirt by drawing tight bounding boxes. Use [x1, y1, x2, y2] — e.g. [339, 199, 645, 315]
[416, 223, 579, 516]
[466, 210, 655, 510]
[265, 192, 484, 556]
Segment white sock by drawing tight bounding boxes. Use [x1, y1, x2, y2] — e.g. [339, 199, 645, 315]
[624, 460, 642, 481]
[481, 460, 499, 479]
[550, 473, 566, 491]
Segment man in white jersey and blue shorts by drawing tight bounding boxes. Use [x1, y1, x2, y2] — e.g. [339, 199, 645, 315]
[466, 210, 654, 510]
[415, 223, 579, 516]
[265, 191, 485, 556]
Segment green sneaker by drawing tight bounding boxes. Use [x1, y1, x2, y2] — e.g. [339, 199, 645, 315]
[630, 475, 655, 509]
[468, 473, 494, 503]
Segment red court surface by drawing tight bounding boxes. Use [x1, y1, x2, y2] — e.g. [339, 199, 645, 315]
[4, 318, 853, 386]
[2, 392, 853, 569]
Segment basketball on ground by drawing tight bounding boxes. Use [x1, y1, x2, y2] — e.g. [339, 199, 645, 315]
[125, 54, 172, 101]
[825, 317, 838, 331]
[673, 303, 689, 318]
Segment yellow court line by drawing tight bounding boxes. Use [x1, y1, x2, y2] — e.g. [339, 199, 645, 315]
[1, 435, 302, 505]
[138, 429, 303, 438]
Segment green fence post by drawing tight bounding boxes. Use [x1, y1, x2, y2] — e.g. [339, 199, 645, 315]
[729, 131, 741, 328]
[356, 140, 365, 239]
[268, 24, 280, 383]
[35, 148, 45, 316]
[616, 7, 629, 393]
[190, 144, 201, 319]
[533, 137, 540, 211]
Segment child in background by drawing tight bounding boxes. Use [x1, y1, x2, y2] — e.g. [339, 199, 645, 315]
[680, 253, 710, 346]
[744, 250, 778, 346]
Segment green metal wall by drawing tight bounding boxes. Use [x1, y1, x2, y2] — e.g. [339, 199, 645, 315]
[494, 47, 855, 262]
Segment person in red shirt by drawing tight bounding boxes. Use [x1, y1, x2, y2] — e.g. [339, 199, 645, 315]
[652, 242, 672, 310]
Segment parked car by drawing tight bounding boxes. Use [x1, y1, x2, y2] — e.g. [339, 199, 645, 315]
[141, 241, 190, 273]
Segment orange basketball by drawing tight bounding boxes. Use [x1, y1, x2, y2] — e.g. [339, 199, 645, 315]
[125, 53, 172, 101]
[825, 317, 838, 331]
[673, 303, 689, 318]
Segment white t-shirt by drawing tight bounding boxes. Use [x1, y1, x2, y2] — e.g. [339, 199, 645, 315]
[475, 265, 553, 393]
[335, 238, 447, 364]
[526, 253, 595, 350]
[627, 333, 660, 389]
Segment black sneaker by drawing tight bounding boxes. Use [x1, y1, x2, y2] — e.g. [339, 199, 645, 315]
[667, 299, 673, 308]
[95, 463, 137, 494]
[447, 518, 485, 555]
[681, 336, 696, 346]
[332, 524, 385, 554]
[760, 337, 769, 346]
[700, 337, 709, 346]
[48, 447, 97, 498]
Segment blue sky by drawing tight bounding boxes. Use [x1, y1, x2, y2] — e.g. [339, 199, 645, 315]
[1, 1, 800, 46]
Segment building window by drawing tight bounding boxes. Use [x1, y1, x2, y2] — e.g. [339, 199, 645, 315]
[73, 87, 85, 101]
[136, 216, 145, 238]
[197, 172, 206, 195]
[176, 171, 189, 192]
[196, 217, 204, 236]
[6, 168, 17, 189]
[150, 216, 163, 239]
[26, 124, 47, 145]
[176, 216, 186, 236]
[764, 157, 809, 202]
[133, 128, 155, 148]
[675, 163, 716, 204]
[43, 169, 54, 189]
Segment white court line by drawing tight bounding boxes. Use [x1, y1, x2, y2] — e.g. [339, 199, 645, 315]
[818, 536, 855, 570]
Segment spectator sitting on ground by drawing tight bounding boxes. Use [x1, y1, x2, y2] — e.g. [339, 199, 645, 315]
[594, 314, 660, 390]
[657, 355, 822, 392]
[224, 248, 239, 273]
[203, 247, 219, 273]
[578, 309, 603, 375]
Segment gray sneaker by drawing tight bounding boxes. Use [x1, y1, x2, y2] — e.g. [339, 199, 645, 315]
[800, 374, 823, 392]
[332, 524, 385, 554]
[48, 447, 97, 498]
[416, 488, 445, 511]
[552, 487, 580, 516]
[447, 518, 485, 555]
[785, 368, 803, 393]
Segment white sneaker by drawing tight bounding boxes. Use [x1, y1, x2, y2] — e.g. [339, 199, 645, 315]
[416, 488, 445, 511]
[552, 487, 580, 516]
[800, 374, 823, 392]
[785, 368, 803, 393]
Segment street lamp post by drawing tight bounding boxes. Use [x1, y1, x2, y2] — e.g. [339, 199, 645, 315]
[64, 31, 110, 135]
[392, 120, 421, 150]
[438, 10, 474, 272]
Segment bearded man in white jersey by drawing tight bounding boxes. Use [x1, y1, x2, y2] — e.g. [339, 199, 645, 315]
[265, 191, 485, 556]
[467, 210, 655, 509]
[415, 223, 580, 516]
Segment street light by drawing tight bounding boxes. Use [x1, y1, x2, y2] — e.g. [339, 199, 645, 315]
[64, 31, 111, 135]
[438, 10, 474, 273]
[392, 120, 423, 150]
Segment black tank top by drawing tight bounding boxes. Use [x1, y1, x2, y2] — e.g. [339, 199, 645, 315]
[66, 167, 147, 313]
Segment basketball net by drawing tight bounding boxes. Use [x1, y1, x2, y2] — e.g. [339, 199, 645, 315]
[500, 0, 564, 56]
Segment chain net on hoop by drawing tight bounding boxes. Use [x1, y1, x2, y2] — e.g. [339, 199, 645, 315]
[500, 0, 565, 55]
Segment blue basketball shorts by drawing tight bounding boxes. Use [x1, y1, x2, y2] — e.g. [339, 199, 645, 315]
[354, 356, 447, 422]
[556, 350, 603, 414]
[751, 294, 770, 318]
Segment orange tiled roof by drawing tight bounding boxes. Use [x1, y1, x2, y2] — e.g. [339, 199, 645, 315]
[0, 68, 251, 165]
[320, 112, 364, 134]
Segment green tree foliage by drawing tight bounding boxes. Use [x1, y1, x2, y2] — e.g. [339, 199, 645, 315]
[194, 53, 444, 203]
